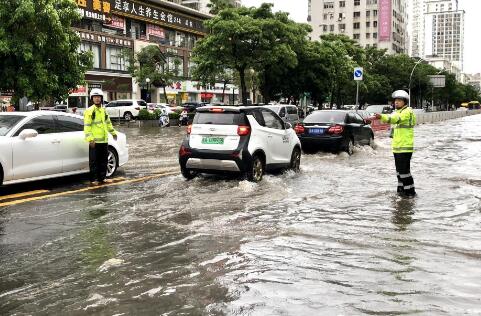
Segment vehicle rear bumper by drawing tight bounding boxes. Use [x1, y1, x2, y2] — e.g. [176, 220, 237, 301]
[299, 135, 344, 149]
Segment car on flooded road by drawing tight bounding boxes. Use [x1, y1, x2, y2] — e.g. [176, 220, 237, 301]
[295, 110, 374, 155]
[0, 112, 128, 186]
[178, 106, 301, 182]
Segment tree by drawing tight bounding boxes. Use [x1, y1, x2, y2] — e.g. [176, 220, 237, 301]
[0, 0, 92, 106]
[126, 45, 181, 103]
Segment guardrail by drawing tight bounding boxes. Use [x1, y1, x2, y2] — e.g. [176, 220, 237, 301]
[416, 110, 481, 125]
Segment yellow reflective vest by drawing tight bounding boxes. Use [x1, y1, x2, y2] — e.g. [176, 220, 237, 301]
[380, 106, 416, 153]
[84, 105, 117, 143]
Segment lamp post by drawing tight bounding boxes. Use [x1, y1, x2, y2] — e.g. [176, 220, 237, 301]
[145, 78, 151, 103]
[409, 58, 424, 107]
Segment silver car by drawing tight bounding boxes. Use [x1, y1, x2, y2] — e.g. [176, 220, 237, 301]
[264, 105, 300, 126]
[0, 111, 129, 186]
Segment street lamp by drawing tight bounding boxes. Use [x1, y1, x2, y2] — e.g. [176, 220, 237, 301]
[409, 58, 424, 107]
[145, 78, 151, 103]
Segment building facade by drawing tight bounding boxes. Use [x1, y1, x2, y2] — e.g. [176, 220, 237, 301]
[409, 0, 464, 71]
[70, 0, 238, 108]
[308, 0, 408, 54]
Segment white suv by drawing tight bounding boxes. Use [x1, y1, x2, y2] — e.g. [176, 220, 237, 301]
[178, 106, 302, 182]
[105, 99, 148, 120]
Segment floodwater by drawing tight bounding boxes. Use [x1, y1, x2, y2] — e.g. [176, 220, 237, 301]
[1, 115, 481, 315]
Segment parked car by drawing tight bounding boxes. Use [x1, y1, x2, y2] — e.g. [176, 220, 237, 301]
[295, 110, 374, 155]
[40, 104, 68, 112]
[182, 102, 209, 113]
[178, 106, 302, 182]
[147, 103, 174, 114]
[365, 104, 393, 115]
[263, 104, 300, 127]
[0, 111, 128, 186]
[105, 99, 148, 120]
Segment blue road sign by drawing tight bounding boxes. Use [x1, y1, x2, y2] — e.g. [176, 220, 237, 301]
[354, 67, 363, 81]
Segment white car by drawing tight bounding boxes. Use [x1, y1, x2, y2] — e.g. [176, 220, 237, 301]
[0, 111, 128, 186]
[178, 106, 302, 182]
[147, 103, 174, 114]
[105, 99, 148, 120]
[263, 104, 300, 127]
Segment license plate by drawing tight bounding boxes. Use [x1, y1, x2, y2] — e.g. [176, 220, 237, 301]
[308, 128, 325, 135]
[202, 137, 224, 145]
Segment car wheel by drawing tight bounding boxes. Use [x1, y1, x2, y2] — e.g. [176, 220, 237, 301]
[344, 138, 354, 156]
[290, 148, 301, 172]
[123, 112, 133, 121]
[106, 147, 118, 177]
[247, 155, 264, 182]
[181, 166, 197, 180]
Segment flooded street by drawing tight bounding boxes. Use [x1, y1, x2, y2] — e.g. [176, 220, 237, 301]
[1, 115, 481, 315]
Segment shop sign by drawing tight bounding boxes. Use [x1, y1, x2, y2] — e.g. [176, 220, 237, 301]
[70, 85, 88, 96]
[105, 15, 125, 30]
[75, 0, 110, 21]
[77, 30, 133, 47]
[111, 0, 206, 34]
[147, 24, 165, 38]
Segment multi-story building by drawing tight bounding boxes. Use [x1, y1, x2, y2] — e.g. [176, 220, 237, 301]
[308, 0, 408, 54]
[465, 73, 481, 93]
[409, 0, 464, 71]
[70, 0, 238, 109]
[171, 0, 241, 14]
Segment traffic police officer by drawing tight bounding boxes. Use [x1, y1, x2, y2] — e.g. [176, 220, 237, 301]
[84, 89, 117, 184]
[375, 90, 416, 197]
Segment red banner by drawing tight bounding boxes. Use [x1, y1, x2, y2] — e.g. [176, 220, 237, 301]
[379, 0, 392, 42]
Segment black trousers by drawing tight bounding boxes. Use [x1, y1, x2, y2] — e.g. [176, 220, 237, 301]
[394, 153, 416, 196]
[89, 143, 108, 182]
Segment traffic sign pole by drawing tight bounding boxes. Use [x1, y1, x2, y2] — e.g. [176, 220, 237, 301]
[356, 81, 359, 109]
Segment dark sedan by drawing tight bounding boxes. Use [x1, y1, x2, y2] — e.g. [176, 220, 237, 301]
[295, 110, 374, 155]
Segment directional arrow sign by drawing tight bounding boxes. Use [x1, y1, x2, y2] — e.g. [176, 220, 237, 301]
[354, 67, 363, 81]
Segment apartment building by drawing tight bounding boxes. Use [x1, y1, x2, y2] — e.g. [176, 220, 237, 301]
[308, 0, 408, 54]
[174, 0, 242, 14]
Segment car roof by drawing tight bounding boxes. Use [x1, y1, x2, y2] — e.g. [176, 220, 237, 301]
[0, 111, 83, 119]
[196, 105, 272, 113]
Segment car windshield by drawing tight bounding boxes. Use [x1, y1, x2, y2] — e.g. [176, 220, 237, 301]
[194, 112, 246, 125]
[365, 105, 388, 113]
[0, 115, 24, 136]
[304, 111, 346, 124]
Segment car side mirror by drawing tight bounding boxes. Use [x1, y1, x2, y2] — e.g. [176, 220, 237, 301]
[364, 119, 372, 125]
[285, 122, 292, 129]
[19, 129, 38, 140]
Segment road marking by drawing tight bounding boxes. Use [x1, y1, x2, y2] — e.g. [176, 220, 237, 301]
[0, 172, 178, 208]
[0, 190, 50, 202]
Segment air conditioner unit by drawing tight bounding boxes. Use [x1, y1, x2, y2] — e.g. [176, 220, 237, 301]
[340, 29, 345, 33]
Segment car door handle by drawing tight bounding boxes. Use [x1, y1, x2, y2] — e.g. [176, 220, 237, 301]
[267, 135, 273, 138]
[51, 140, 61, 144]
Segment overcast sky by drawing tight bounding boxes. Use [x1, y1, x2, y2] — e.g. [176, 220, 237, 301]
[242, 0, 480, 74]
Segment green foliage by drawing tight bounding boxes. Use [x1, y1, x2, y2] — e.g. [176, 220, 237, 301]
[169, 112, 180, 120]
[0, 0, 92, 105]
[207, 0, 235, 15]
[137, 109, 152, 120]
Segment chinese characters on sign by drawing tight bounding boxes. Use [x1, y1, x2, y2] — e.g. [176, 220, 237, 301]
[77, 30, 133, 47]
[378, 0, 392, 42]
[147, 24, 165, 39]
[112, 0, 205, 34]
[76, 0, 110, 21]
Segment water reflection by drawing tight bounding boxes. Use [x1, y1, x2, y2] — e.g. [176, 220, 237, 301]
[391, 196, 416, 231]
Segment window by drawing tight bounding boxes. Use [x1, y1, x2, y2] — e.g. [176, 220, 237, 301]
[373, 32, 378, 39]
[323, 13, 328, 20]
[55, 116, 84, 132]
[373, 21, 378, 27]
[366, 21, 371, 27]
[279, 107, 286, 117]
[366, 11, 370, 17]
[323, 25, 328, 32]
[366, 33, 371, 38]
[15, 115, 56, 136]
[106, 46, 128, 71]
[79, 42, 100, 68]
[261, 110, 284, 130]
[0, 115, 24, 136]
[339, 1, 345, 7]
[251, 110, 265, 126]
[373, 10, 378, 17]
[339, 24, 346, 31]
[353, 34, 360, 39]
[354, 0, 360, 5]
[324, 2, 334, 9]
[353, 22, 360, 29]
[287, 107, 298, 115]
[354, 12, 361, 18]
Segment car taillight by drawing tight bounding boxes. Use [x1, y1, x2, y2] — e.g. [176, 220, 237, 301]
[187, 124, 192, 134]
[179, 145, 191, 157]
[237, 125, 251, 136]
[209, 108, 224, 113]
[294, 124, 305, 134]
[328, 125, 344, 134]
